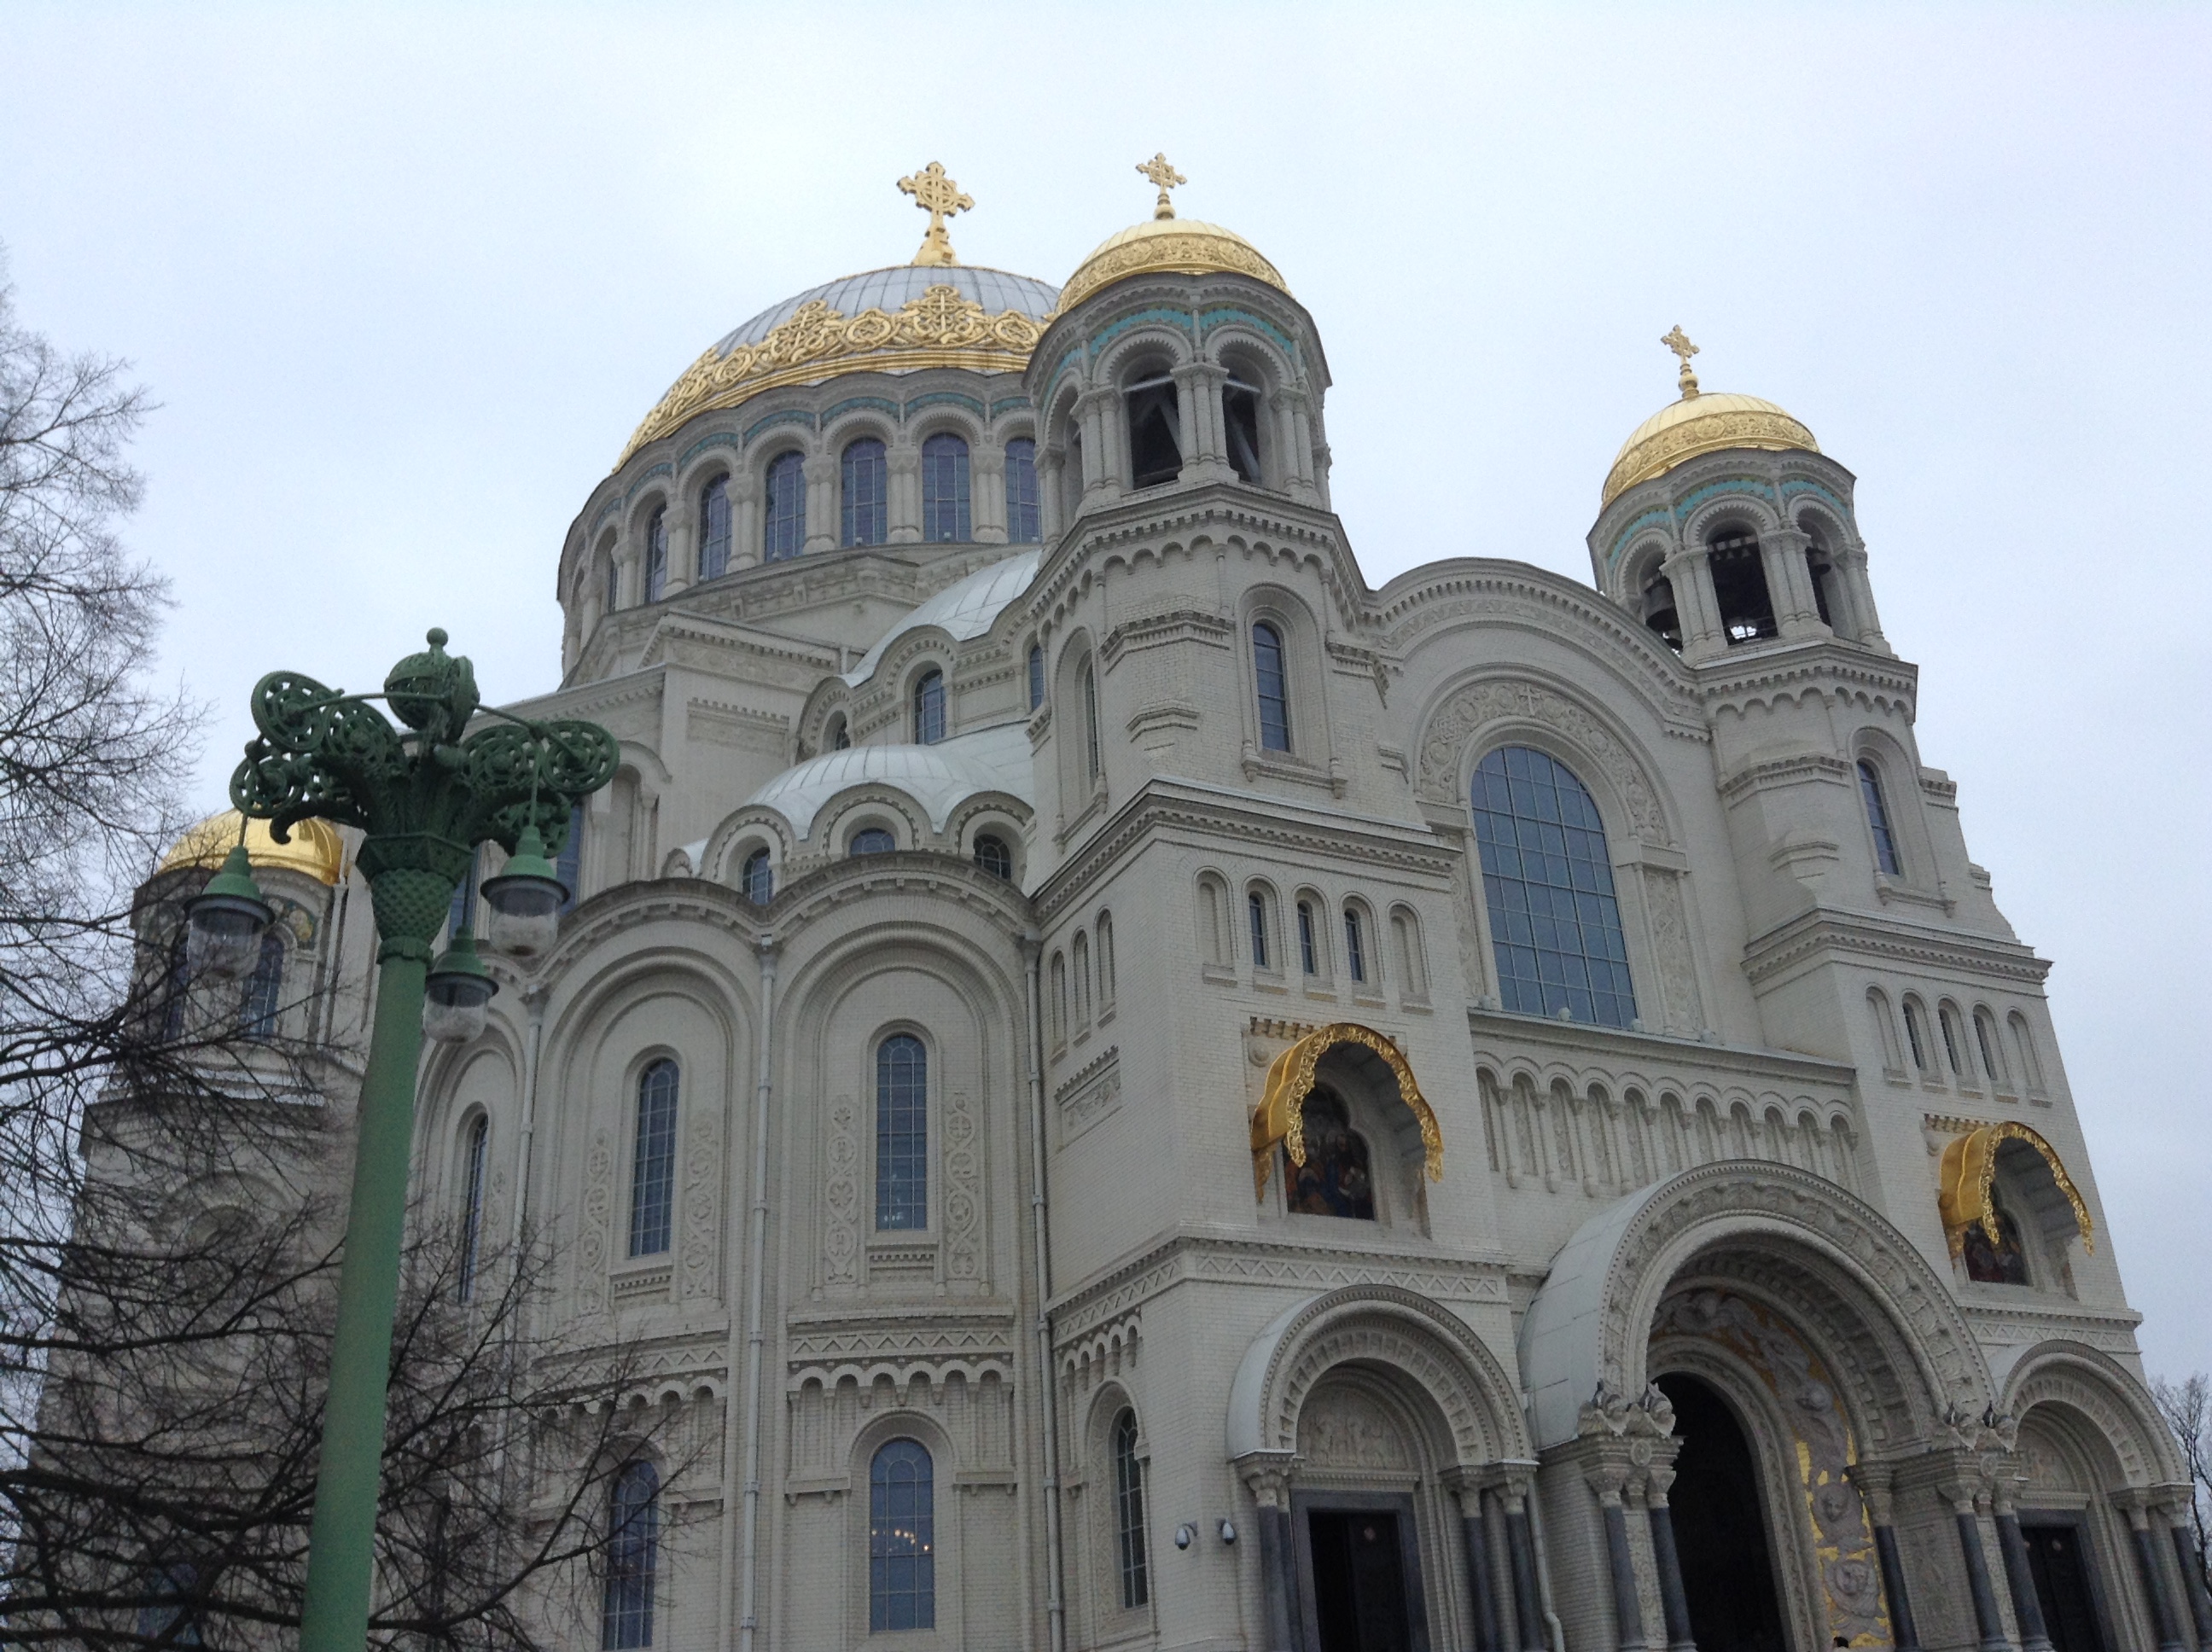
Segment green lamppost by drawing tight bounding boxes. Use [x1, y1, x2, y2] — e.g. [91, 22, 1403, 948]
[183, 630, 617, 1652]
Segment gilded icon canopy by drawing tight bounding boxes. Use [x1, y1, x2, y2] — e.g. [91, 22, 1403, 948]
[1249, 1022, 1442, 1201]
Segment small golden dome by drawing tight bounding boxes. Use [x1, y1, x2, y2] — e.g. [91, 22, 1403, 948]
[1601, 391, 1819, 506]
[157, 811, 346, 887]
[1056, 217, 1289, 316]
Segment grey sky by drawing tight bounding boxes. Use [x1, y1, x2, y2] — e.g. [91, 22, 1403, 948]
[3, 5, 2204, 1376]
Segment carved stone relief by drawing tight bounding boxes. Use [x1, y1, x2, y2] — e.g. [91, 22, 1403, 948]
[577, 1128, 612, 1316]
[1415, 678, 1667, 841]
[824, 1095, 859, 1287]
[1642, 865, 1704, 1035]
[943, 1090, 981, 1284]
[679, 1105, 721, 1302]
[1299, 1382, 1413, 1471]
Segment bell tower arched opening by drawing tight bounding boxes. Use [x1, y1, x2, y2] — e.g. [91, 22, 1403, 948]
[1705, 526, 1778, 644]
[1656, 1372, 1790, 1652]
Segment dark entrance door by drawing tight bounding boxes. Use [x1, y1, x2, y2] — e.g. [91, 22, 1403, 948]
[1307, 1509, 1414, 1652]
[2021, 1522, 2107, 1652]
[1656, 1373, 1790, 1652]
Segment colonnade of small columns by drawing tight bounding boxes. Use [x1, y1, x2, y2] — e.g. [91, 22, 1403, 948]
[1647, 521, 1889, 661]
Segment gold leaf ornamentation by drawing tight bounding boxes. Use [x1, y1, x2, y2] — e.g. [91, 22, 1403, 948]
[1249, 1021, 1442, 1201]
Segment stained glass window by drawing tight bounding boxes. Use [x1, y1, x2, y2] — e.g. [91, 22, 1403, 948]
[1253, 622, 1290, 752]
[1470, 746, 1638, 1027]
[876, 1034, 927, 1230]
[921, 433, 970, 543]
[841, 439, 888, 547]
[457, 1114, 488, 1304]
[869, 1440, 935, 1631]
[763, 451, 806, 562]
[602, 1460, 660, 1649]
[1858, 759, 1902, 876]
[698, 474, 731, 579]
[1112, 1410, 1150, 1608]
[912, 669, 946, 744]
[1004, 437, 1040, 542]
[628, 1061, 678, 1257]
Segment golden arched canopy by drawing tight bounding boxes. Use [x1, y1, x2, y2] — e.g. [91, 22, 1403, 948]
[1937, 1121, 2093, 1256]
[1249, 1023, 1442, 1201]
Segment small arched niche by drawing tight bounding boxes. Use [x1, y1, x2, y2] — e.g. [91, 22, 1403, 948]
[1938, 1122, 2093, 1291]
[1251, 1025, 1441, 1232]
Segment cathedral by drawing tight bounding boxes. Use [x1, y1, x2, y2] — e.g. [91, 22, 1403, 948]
[153, 159, 2207, 1652]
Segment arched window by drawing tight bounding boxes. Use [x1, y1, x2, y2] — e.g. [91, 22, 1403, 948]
[602, 1459, 660, 1650]
[628, 1061, 679, 1258]
[1961, 1195, 2031, 1286]
[973, 834, 1012, 880]
[1251, 621, 1291, 752]
[1296, 899, 1319, 976]
[698, 474, 731, 579]
[921, 433, 970, 542]
[763, 451, 806, 562]
[1343, 905, 1368, 985]
[875, 1034, 927, 1230]
[1074, 932, 1092, 1028]
[1806, 545, 1839, 629]
[850, 828, 895, 857]
[1706, 526, 1777, 643]
[841, 438, 888, 547]
[2008, 1012, 2046, 1092]
[1285, 1089, 1374, 1219]
[1027, 643, 1045, 711]
[1470, 746, 1638, 1027]
[1051, 952, 1068, 1045]
[742, 848, 773, 905]
[1939, 1003, 1967, 1077]
[605, 550, 621, 614]
[1080, 660, 1102, 782]
[869, 1440, 935, 1632]
[457, 1114, 489, 1304]
[555, 803, 583, 914]
[1005, 437, 1040, 542]
[1247, 890, 1272, 970]
[1111, 1409, 1150, 1608]
[1902, 998, 1931, 1073]
[159, 929, 192, 1042]
[1125, 375, 1181, 487]
[912, 669, 946, 744]
[239, 930, 285, 1040]
[1858, 759, 1902, 876]
[1975, 1008, 2006, 1089]
[1223, 378, 1262, 484]
[1639, 565, 1683, 652]
[1096, 910, 1115, 1008]
[829, 714, 852, 751]
[643, 507, 668, 603]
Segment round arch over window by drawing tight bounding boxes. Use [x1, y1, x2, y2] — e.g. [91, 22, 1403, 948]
[869, 1439, 935, 1631]
[1110, 1409, 1150, 1608]
[1470, 745, 1638, 1028]
[628, 1060, 679, 1258]
[849, 827, 896, 857]
[643, 505, 668, 603]
[1005, 436, 1041, 542]
[841, 438, 888, 547]
[457, 1112, 489, 1304]
[603, 1458, 661, 1650]
[741, 847, 774, 905]
[697, 473, 731, 579]
[973, 833, 1013, 880]
[875, 1033, 928, 1231]
[912, 668, 946, 744]
[1857, 759, 1903, 876]
[763, 450, 806, 562]
[921, 433, 970, 543]
[1252, 621, 1291, 752]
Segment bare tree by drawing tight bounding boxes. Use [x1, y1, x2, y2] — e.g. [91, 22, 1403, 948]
[2154, 1373, 2211, 1597]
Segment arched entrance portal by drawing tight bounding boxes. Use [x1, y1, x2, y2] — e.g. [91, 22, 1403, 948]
[1658, 1373, 1789, 1652]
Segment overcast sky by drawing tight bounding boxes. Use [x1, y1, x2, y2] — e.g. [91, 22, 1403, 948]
[3, 4, 2205, 1378]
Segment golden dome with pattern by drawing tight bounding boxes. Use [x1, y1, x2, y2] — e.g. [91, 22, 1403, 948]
[157, 810, 346, 887]
[1053, 153, 1290, 317]
[1601, 328, 1819, 507]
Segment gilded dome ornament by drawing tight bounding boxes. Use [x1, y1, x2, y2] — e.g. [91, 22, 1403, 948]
[898, 160, 972, 267]
[1599, 329, 1820, 507]
[1137, 151, 1186, 219]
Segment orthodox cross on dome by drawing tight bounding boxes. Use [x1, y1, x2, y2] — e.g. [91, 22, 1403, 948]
[1137, 151, 1185, 220]
[1661, 323, 1701, 399]
[899, 160, 972, 267]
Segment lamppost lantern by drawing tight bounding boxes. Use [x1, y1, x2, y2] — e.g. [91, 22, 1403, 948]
[183, 841, 275, 980]
[480, 822, 568, 959]
[423, 927, 498, 1044]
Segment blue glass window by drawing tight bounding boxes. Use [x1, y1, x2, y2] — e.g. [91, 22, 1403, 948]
[1027, 643, 1045, 711]
[921, 433, 970, 543]
[457, 1114, 488, 1304]
[1253, 622, 1290, 752]
[1471, 746, 1638, 1027]
[698, 474, 731, 579]
[1344, 908, 1367, 984]
[912, 669, 946, 744]
[239, 929, 285, 1040]
[1004, 437, 1040, 542]
[556, 804, 583, 914]
[602, 1459, 660, 1650]
[1858, 759, 1902, 876]
[627, 1060, 679, 1258]
[869, 1440, 935, 1631]
[851, 828, 895, 857]
[1112, 1410, 1149, 1608]
[643, 507, 667, 602]
[742, 847, 773, 905]
[876, 1033, 927, 1230]
[841, 439, 888, 547]
[763, 451, 806, 562]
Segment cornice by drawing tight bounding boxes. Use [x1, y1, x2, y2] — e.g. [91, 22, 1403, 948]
[1465, 1005, 1860, 1087]
[1717, 750, 1854, 805]
[1693, 638, 1918, 713]
[1742, 906, 2051, 989]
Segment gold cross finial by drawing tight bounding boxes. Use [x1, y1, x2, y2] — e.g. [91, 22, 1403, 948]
[899, 161, 973, 267]
[1661, 324, 1700, 399]
[1137, 152, 1186, 219]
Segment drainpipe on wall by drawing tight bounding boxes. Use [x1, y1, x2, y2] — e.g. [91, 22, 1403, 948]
[1524, 1469, 1569, 1652]
[508, 988, 544, 1251]
[736, 937, 778, 1652]
[1024, 932, 1068, 1652]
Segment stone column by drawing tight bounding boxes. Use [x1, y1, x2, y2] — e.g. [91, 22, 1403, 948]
[1664, 547, 1726, 661]
[2123, 1494, 2191, 1652]
[2167, 1510, 2212, 1649]
[1848, 1466, 1922, 1652]
[1491, 1471, 1548, 1652]
[802, 452, 836, 556]
[665, 506, 694, 596]
[1173, 361, 1235, 486]
[1644, 1461, 1697, 1652]
[1991, 1478, 2053, 1652]
[1272, 387, 1320, 503]
[731, 472, 762, 570]
[1942, 1479, 2015, 1652]
[1760, 526, 1825, 638]
[1075, 388, 1121, 505]
[1835, 545, 1890, 651]
[971, 440, 1008, 544]
[1447, 1471, 1505, 1652]
[1234, 1453, 1299, 1652]
[1586, 1463, 1650, 1652]
[887, 442, 922, 544]
[1038, 444, 1067, 543]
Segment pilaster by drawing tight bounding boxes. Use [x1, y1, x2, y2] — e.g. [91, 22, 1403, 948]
[801, 452, 836, 555]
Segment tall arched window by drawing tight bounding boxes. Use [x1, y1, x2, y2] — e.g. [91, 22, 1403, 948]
[628, 1060, 679, 1258]
[1005, 436, 1040, 541]
[1080, 660, 1102, 782]
[1125, 376, 1181, 487]
[1252, 622, 1291, 752]
[850, 828, 895, 857]
[869, 1440, 935, 1632]
[643, 506, 668, 603]
[159, 929, 192, 1042]
[1096, 910, 1115, 1008]
[1975, 1008, 2007, 1089]
[556, 803, 583, 914]
[1223, 378, 1263, 484]
[829, 714, 851, 751]
[457, 1114, 489, 1304]
[921, 433, 970, 542]
[1858, 759, 1902, 875]
[1247, 891, 1271, 970]
[605, 550, 621, 615]
[841, 438, 888, 547]
[1027, 643, 1045, 711]
[1706, 525, 1777, 643]
[876, 1034, 927, 1230]
[763, 451, 806, 562]
[602, 1459, 661, 1650]
[912, 669, 946, 744]
[742, 848, 773, 905]
[239, 930, 285, 1040]
[697, 474, 731, 579]
[1343, 905, 1368, 985]
[973, 834, 1012, 880]
[1296, 899, 1319, 975]
[1470, 746, 1638, 1027]
[1111, 1409, 1150, 1608]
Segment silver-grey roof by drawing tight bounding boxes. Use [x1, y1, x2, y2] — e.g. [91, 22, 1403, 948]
[714, 266, 1061, 356]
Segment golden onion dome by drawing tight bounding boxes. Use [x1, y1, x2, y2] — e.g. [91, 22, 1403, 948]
[1602, 328, 1819, 507]
[1055, 216, 1290, 316]
[157, 810, 346, 887]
